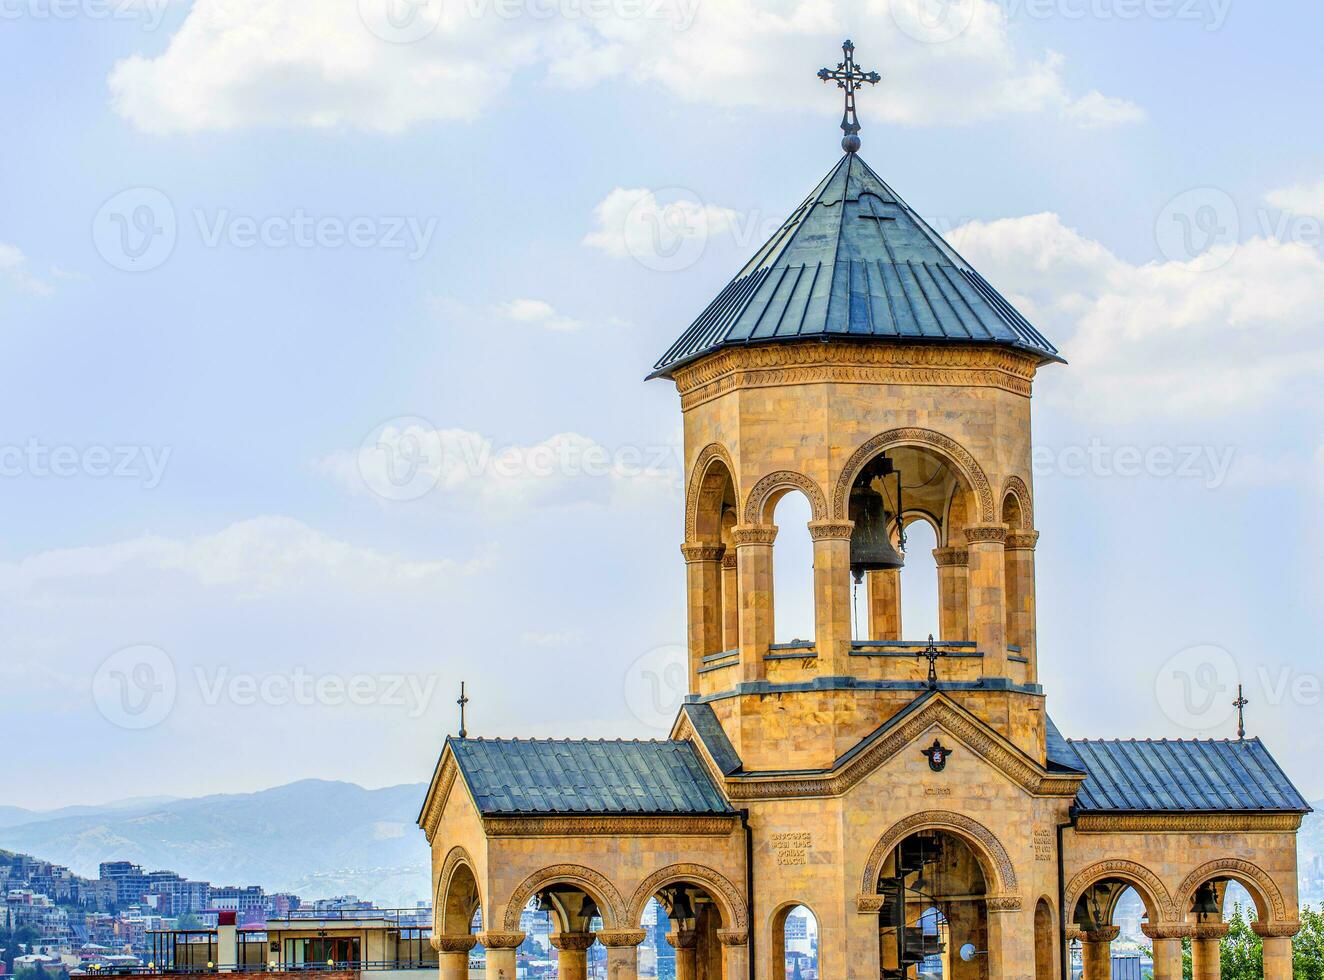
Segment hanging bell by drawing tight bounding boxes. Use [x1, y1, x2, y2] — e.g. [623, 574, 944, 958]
[669, 889, 695, 924]
[536, 891, 556, 913]
[849, 456, 905, 583]
[1072, 898, 1101, 933]
[1191, 883, 1222, 917]
[579, 896, 601, 923]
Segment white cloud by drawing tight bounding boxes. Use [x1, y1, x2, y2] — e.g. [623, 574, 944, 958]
[582, 187, 744, 267]
[495, 298, 583, 332]
[949, 212, 1324, 420]
[0, 516, 469, 601]
[0, 243, 54, 297]
[1265, 179, 1324, 217]
[106, 0, 1139, 134]
[317, 425, 679, 511]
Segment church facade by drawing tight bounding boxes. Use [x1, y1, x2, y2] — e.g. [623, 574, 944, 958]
[418, 48, 1308, 980]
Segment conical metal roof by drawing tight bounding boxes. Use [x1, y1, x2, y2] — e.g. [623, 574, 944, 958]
[649, 152, 1062, 379]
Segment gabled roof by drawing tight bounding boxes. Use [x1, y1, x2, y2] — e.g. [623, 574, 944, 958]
[649, 152, 1062, 379]
[1059, 735, 1310, 814]
[447, 737, 733, 816]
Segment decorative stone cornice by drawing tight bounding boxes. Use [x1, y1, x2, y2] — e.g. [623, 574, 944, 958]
[476, 932, 524, 949]
[549, 933, 596, 952]
[433, 936, 477, 953]
[1193, 923, 1231, 940]
[680, 542, 726, 563]
[671, 342, 1040, 411]
[807, 520, 855, 541]
[1142, 924, 1194, 941]
[717, 929, 748, 947]
[964, 524, 1008, 545]
[597, 930, 647, 948]
[1005, 531, 1040, 551]
[1253, 921, 1302, 939]
[731, 524, 778, 547]
[1074, 812, 1303, 834]
[483, 815, 738, 838]
[932, 547, 969, 567]
[419, 754, 458, 844]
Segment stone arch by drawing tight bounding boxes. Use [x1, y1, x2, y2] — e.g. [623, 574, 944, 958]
[860, 810, 1019, 904]
[434, 845, 483, 937]
[743, 470, 828, 526]
[832, 428, 996, 524]
[1064, 860, 1178, 924]
[1177, 858, 1289, 923]
[767, 900, 818, 980]
[627, 863, 749, 935]
[1001, 476, 1033, 529]
[686, 443, 739, 541]
[502, 864, 627, 932]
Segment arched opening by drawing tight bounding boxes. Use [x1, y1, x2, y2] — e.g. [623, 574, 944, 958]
[1034, 898, 1055, 980]
[521, 884, 605, 979]
[771, 491, 815, 645]
[644, 878, 734, 980]
[770, 904, 818, 980]
[1181, 871, 1271, 980]
[846, 445, 975, 644]
[689, 454, 738, 661]
[1071, 878, 1164, 980]
[877, 830, 990, 980]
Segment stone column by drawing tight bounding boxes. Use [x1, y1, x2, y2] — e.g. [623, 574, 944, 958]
[733, 525, 777, 681]
[668, 929, 698, 980]
[681, 542, 726, 690]
[1140, 925, 1189, 980]
[435, 937, 476, 980]
[1254, 922, 1300, 980]
[1192, 922, 1229, 980]
[1080, 926, 1118, 980]
[721, 552, 739, 651]
[598, 930, 645, 980]
[717, 929, 748, 980]
[549, 932, 595, 980]
[867, 568, 902, 641]
[964, 525, 1009, 678]
[933, 547, 968, 641]
[476, 932, 523, 980]
[809, 520, 855, 674]
[1004, 530, 1039, 679]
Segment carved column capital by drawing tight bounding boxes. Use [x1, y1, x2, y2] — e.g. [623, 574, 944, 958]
[932, 546, 969, 567]
[1193, 922, 1230, 940]
[1142, 924, 1194, 941]
[1005, 530, 1040, 551]
[680, 542, 726, 563]
[986, 896, 1023, 914]
[807, 519, 854, 541]
[964, 523, 1008, 545]
[476, 931, 525, 949]
[596, 929, 647, 948]
[1253, 921, 1302, 939]
[433, 936, 478, 953]
[721, 552, 738, 569]
[716, 928, 748, 947]
[549, 932, 596, 952]
[666, 929, 698, 950]
[1082, 926, 1121, 943]
[731, 524, 778, 547]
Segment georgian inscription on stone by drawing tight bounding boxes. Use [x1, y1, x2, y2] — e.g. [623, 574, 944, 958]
[772, 832, 812, 866]
[924, 786, 952, 797]
[1033, 828, 1054, 861]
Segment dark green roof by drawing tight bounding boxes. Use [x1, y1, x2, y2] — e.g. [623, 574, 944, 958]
[448, 737, 733, 816]
[650, 152, 1062, 379]
[1046, 725, 1310, 813]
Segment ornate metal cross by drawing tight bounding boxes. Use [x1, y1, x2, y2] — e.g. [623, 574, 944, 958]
[919, 634, 947, 690]
[457, 681, 470, 739]
[818, 39, 881, 154]
[1233, 684, 1249, 740]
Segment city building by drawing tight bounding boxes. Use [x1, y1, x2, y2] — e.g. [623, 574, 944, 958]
[417, 39, 1309, 980]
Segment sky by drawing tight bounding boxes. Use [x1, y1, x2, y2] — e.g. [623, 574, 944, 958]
[2, 0, 1323, 810]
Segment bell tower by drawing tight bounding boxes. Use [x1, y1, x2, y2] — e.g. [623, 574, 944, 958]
[652, 101, 1061, 773]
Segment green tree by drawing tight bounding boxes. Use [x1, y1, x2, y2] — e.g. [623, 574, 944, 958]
[1296, 906, 1324, 980]
[1219, 905, 1261, 980]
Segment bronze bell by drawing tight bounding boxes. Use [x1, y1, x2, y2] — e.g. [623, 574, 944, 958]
[1191, 882, 1222, 917]
[849, 456, 905, 582]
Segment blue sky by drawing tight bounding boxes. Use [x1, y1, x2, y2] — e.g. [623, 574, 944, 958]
[3, 0, 1323, 809]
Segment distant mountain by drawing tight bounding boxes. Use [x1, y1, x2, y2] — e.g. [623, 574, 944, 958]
[0, 780, 429, 908]
[0, 797, 182, 830]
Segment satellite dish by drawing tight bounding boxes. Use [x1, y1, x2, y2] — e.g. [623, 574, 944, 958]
[959, 943, 984, 962]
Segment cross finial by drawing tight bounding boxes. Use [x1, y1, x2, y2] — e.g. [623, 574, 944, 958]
[919, 634, 947, 690]
[818, 39, 882, 154]
[1233, 684, 1249, 740]
[457, 681, 469, 739]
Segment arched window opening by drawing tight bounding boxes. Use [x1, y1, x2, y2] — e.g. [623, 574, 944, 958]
[690, 457, 738, 662]
[771, 491, 815, 645]
[1033, 899, 1055, 980]
[520, 887, 604, 978]
[1071, 881, 1161, 980]
[645, 880, 730, 980]
[899, 516, 940, 642]
[771, 904, 819, 980]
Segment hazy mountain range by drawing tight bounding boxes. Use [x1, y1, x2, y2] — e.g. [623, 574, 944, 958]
[0, 780, 431, 909]
[1, 782, 1319, 911]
